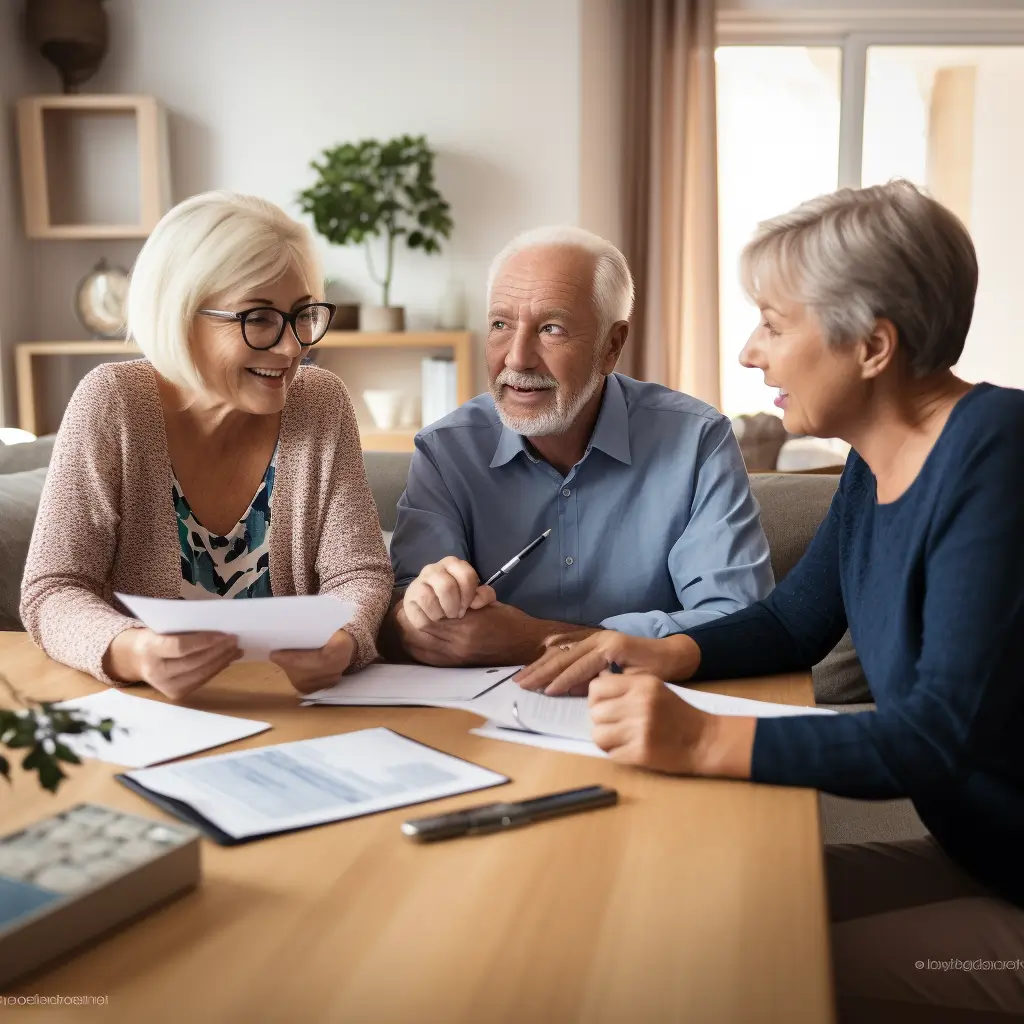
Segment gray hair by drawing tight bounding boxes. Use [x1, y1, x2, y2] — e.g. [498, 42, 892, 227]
[487, 225, 635, 334]
[740, 180, 978, 377]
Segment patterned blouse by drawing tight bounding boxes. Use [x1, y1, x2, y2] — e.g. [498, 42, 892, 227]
[173, 449, 277, 599]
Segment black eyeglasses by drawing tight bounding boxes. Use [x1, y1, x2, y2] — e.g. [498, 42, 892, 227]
[197, 302, 337, 350]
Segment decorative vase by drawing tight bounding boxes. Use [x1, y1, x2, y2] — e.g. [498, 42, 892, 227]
[359, 305, 405, 332]
[362, 389, 405, 431]
[26, 0, 109, 94]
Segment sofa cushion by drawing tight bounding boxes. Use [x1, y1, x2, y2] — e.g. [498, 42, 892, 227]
[362, 451, 413, 533]
[749, 473, 871, 704]
[0, 467, 47, 630]
[0, 436, 56, 475]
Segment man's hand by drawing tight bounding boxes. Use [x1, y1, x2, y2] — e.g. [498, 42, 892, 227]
[396, 600, 596, 667]
[588, 669, 754, 778]
[514, 630, 700, 695]
[270, 629, 356, 695]
[104, 628, 241, 700]
[403, 557, 496, 629]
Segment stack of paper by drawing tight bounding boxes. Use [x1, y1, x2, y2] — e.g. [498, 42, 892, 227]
[466, 680, 837, 758]
[303, 664, 522, 705]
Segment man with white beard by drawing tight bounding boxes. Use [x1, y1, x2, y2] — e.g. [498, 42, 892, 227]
[385, 226, 773, 670]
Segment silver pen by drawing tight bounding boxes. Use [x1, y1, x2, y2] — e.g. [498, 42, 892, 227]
[483, 529, 552, 587]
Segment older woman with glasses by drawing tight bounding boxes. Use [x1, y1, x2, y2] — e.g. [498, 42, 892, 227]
[21, 191, 393, 698]
[515, 181, 1024, 1021]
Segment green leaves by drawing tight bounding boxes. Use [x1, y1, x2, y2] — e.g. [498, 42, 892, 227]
[0, 675, 115, 794]
[297, 134, 454, 305]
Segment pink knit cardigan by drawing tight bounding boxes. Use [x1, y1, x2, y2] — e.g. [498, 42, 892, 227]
[20, 360, 394, 683]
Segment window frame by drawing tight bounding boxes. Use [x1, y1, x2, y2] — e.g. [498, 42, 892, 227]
[715, 9, 1024, 189]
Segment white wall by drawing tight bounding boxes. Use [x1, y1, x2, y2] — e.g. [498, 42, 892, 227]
[4, 0, 583, 427]
[579, 0, 626, 250]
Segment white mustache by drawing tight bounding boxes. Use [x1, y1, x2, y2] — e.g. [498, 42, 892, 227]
[495, 370, 558, 390]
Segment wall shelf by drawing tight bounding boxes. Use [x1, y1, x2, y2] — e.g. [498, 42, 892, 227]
[16, 94, 171, 239]
[15, 331, 473, 451]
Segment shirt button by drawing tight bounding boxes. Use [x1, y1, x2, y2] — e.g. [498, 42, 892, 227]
[562, 488, 571, 497]
[565, 556, 574, 566]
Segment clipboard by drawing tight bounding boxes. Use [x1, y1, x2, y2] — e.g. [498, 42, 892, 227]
[115, 728, 510, 846]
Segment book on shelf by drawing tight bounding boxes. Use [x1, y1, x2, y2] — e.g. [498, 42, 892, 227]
[421, 357, 458, 428]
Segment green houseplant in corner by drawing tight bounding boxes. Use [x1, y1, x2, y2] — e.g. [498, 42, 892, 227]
[297, 134, 454, 332]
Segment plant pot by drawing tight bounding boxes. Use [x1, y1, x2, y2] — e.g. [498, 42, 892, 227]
[360, 305, 405, 332]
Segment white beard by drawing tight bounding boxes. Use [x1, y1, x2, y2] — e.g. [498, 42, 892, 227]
[493, 365, 605, 437]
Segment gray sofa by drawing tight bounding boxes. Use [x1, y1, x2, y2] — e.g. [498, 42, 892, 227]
[0, 437, 925, 843]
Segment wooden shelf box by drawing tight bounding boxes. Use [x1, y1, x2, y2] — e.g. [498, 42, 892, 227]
[17, 95, 171, 239]
[15, 332, 474, 452]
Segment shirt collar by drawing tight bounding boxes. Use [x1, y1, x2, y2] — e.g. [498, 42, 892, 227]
[489, 373, 632, 469]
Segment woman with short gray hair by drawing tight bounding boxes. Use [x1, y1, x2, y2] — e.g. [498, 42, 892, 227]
[517, 180, 1024, 1021]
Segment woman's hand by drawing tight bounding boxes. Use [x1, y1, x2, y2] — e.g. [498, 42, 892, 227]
[270, 629, 356, 695]
[104, 628, 241, 700]
[514, 631, 701, 696]
[589, 669, 755, 778]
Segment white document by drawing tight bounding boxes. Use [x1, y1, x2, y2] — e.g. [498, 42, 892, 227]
[666, 684, 838, 719]
[56, 689, 270, 768]
[123, 728, 508, 840]
[304, 663, 521, 704]
[470, 721, 608, 759]
[465, 680, 837, 749]
[116, 593, 355, 661]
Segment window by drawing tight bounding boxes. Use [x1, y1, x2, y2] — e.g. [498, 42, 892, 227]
[715, 23, 1024, 416]
[715, 46, 841, 418]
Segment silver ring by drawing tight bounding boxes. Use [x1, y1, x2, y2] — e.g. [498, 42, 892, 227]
[558, 643, 575, 651]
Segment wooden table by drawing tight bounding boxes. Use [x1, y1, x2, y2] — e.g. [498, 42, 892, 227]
[0, 632, 834, 1023]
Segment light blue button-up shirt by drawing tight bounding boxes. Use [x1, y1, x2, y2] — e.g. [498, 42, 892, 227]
[390, 373, 774, 637]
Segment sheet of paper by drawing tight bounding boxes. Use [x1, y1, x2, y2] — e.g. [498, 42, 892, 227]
[123, 728, 508, 840]
[667, 685, 838, 718]
[304, 664, 521, 704]
[116, 593, 354, 661]
[56, 689, 270, 768]
[470, 721, 608, 759]
[464, 680, 837, 745]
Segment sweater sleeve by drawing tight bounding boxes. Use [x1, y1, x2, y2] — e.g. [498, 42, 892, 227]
[316, 381, 394, 670]
[19, 368, 143, 683]
[752, 415, 1024, 800]
[682, 477, 849, 681]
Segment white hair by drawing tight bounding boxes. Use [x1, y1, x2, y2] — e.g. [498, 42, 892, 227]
[487, 225, 634, 334]
[126, 191, 324, 394]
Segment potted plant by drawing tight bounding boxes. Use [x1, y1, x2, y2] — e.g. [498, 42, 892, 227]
[297, 134, 454, 332]
[1, 675, 114, 793]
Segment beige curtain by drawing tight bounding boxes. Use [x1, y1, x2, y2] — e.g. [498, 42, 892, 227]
[618, 0, 721, 408]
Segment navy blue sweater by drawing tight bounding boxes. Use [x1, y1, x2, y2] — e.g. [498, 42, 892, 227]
[685, 384, 1024, 908]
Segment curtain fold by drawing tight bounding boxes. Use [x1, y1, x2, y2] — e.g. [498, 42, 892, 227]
[618, 0, 721, 409]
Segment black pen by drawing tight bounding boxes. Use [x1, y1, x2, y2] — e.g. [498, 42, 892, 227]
[609, 662, 623, 674]
[483, 529, 552, 587]
[401, 785, 618, 842]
